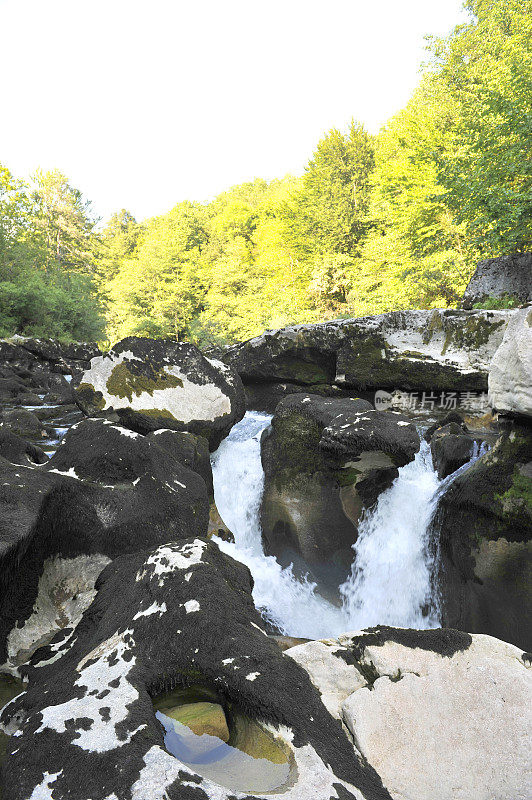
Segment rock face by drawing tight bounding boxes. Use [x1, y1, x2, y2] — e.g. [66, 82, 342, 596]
[220, 309, 515, 396]
[0, 418, 209, 669]
[0, 541, 392, 800]
[488, 306, 532, 420]
[287, 627, 531, 800]
[462, 252, 532, 308]
[260, 394, 419, 590]
[433, 421, 532, 650]
[76, 336, 245, 449]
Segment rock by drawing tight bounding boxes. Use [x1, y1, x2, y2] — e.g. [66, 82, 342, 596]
[0, 377, 26, 401]
[220, 309, 515, 394]
[0, 418, 210, 669]
[286, 626, 531, 800]
[75, 336, 245, 449]
[424, 411, 469, 442]
[432, 421, 532, 649]
[0, 540, 389, 800]
[462, 252, 532, 308]
[0, 430, 48, 466]
[488, 306, 532, 419]
[208, 503, 234, 542]
[429, 425, 479, 479]
[146, 428, 213, 497]
[260, 394, 378, 589]
[244, 380, 370, 414]
[0, 408, 45, 438]
[320, 409, 420, 466]
[13, 391, 42, 405]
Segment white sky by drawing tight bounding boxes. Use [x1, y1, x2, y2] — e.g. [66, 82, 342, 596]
[0, 0, 466, 224]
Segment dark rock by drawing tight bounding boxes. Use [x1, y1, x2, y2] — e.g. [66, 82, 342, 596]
[260, 395, 413, 592]
[462, 252, 532, 308]
[0, 418, 210, 669]
[75, 336, 245, 450]
[430, 426, 478, 479]
[220, 309, 514, 394]
[244, 381, 370, 414]
[146, 429, 213, 497]
[0, 431, 48, 466]
[424, 411, 469, 442]
[320, 409, 420, 467]
[0, 409, 46, 438]
[0, 540, 391, 800]
[433, 421, 532, 650]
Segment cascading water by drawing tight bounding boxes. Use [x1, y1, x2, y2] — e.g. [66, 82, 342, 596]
[211, 411, 486, 639]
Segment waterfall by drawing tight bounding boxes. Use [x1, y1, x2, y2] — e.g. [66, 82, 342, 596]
[211, 411, 486, 639]
[339, 440, 440, 630]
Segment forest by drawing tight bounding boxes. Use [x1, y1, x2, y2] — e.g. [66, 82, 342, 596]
[0, 0, 530, 346]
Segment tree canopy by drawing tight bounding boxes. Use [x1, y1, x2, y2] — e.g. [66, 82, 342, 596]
[1, 0, 529, 345]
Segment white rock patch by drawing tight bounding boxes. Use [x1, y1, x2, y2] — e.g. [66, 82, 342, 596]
[136, 540, 207, 585]
[5, 555, 111, 669]
[80, 350, 231, 423]
[36, 629, 144, 752]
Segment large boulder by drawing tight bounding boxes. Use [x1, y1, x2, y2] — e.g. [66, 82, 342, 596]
[462, 252, 532, 308]
[287, 627, 531, 800]
[0, 540, 391, 800]
[220, 309, 515, 395]
[432, 421, 532, 650]
[260, 395, 418, 591]
[0, 408, 46, 439]
[0, 418, 209, 670]
[76, 336, 245, 449]
[488, 306, 532, 420]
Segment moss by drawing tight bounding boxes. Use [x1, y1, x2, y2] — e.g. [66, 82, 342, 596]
[473, 294, 519, 310]
[77, 382, 105, 410]
[337, 466, 362, 487]
[496, 468, 532, 522]
[269, 412, 325, 484]
[106, 362, 183, 402]
[136, 408, 177, 420]
[449, 316, 506, 351]
[422, 310, 444, 345]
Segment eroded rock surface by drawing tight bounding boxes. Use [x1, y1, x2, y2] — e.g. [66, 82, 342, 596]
[0, 418, 209, 669]
[287, 627, 531, 800]
[0, 540, 391, 800]
[76, 336, 245, 449]
[488, 306, 532, 420]
[433, 421, 532, 649]
[220, 309, 514, 395]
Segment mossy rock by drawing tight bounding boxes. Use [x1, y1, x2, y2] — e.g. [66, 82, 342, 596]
[106, 362, 183, 402]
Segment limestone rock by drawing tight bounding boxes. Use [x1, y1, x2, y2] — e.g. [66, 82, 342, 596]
[462, 252, 532, 308]
[488, 306, 532, 419]
[76, 336, 245, 449]
[221, 309, 515, 393]
[0, 540, 388, 800]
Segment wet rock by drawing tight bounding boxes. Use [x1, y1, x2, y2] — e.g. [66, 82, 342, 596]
[0, 540, 390, 800]
[220, 309, 515, 393]
[488, 306, 532, 420]
[260, 394, 377, 590]
[244, 380, 367, 414]
[429, 425, 478, 479]
[75, 336, 245, 449]
[433, 421, 532, 649]
[320, 409, 420, 466]
[462, 252, 532, 308]
[424, 411, 469, 442]
[207, 503, 234, 542]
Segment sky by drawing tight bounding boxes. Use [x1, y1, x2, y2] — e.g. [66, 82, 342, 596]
[0, 0, 467, 224]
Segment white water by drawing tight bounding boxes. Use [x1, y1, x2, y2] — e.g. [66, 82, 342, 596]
[211, 411, 483, 639]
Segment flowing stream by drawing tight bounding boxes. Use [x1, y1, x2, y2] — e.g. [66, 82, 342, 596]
[212, 411, 484, 639]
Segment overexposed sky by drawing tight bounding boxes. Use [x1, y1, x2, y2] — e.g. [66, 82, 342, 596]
[0, 0, 466, 223]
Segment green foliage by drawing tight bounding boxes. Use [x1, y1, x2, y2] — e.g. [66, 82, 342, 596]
[473, 294, 519, 310]
[1, 1, 528, 346]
